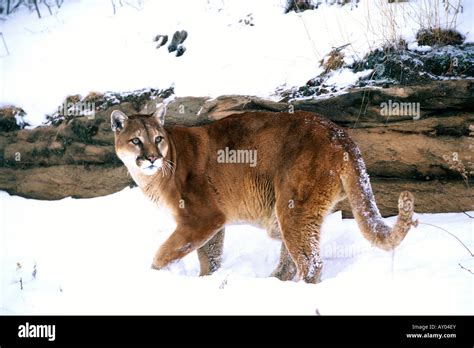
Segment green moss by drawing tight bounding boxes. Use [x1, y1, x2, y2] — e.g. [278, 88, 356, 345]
[70, 120, 99, 144]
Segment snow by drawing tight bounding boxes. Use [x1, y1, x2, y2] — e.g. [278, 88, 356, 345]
[1, 0, 473, 126]
[0, 188, 472, 315]
[408, 41, 433, 52]
[325, 68, 373, 88]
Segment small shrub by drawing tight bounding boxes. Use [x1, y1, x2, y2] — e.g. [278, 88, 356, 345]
[71, 119, 99, 144]
[83, 91, 104, 106]
[416, 28, 465, 46]
[64, 94, 82, 105]
[320, 49, 345, 73]
[284, 0, 315, 14]
[0, 106, 28, 132]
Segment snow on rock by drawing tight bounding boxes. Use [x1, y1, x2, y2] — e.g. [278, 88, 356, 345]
[325, 68, 373, 89]
[1, 0, 473, 126]
[0, 188, 472, 315]
[408, 41, 433, 53]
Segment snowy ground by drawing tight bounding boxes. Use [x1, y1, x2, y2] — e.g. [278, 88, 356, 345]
[0, 188, 472, 315]
[1, 0, 473, 126]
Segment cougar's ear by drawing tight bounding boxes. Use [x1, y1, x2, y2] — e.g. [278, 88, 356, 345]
[153, 103, 167, 126]
[111, 110, 128, 132]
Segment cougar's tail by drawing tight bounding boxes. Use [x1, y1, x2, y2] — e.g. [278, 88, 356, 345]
[340, 146, 416, 251]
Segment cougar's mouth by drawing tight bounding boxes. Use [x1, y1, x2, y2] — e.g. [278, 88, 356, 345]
[139, 158, 163, 176]
[141, 164, 159, 175]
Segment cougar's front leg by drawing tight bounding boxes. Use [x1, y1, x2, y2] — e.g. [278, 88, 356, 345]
[197, 228, 225, 276]
[151, 214, 225, 271]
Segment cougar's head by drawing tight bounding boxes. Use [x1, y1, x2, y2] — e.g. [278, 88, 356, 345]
[111, 104, 169, 176]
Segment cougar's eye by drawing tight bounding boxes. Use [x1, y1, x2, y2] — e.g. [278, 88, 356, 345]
[155, 136, 163, 144]
[131, 138, 141, 145]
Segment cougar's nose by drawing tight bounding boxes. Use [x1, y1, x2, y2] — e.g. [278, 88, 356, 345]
[147, 155, 158, 164]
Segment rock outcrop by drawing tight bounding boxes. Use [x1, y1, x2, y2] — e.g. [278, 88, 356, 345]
[1, 79, 472, 216]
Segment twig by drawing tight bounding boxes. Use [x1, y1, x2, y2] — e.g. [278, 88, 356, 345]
[352, 84, 373, 129]
[459, 263, 474, 275]
[294, 1, 321, 59]
[123, 0, 141, 11]
[8, 0, 22, 15]
[0, 32, 9, 56]
[33, 0, 42, 18]
[44, 0, 53, 15]
[332, 43, 350, 52]
[463, 211, 473, 219]
[419, 222, 473, 257]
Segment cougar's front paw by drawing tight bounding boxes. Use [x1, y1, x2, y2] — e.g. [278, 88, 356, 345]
[151, 257, 166, 270]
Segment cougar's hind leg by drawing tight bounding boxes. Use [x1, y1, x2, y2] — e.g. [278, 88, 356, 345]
[276, 209, 324, 284]
[275, 178, 340, 283]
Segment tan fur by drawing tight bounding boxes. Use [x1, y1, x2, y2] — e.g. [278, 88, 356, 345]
[111, 107, 416, 283]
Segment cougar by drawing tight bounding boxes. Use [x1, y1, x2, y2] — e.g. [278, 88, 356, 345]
[111, 105, 415, 283]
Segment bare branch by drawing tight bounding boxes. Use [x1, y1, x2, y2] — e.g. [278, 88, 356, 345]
[44, 0, 53, 15]
[9, 0, 22, 14]
[459, 263, 474, 275]
[463, 212, 473, 219]
[33, 0, 41, 18]
[0, 32, 9, 56]
[419, 222, 473, 257]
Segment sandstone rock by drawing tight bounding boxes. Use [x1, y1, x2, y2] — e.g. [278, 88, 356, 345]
[1, 80, 472, 215]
